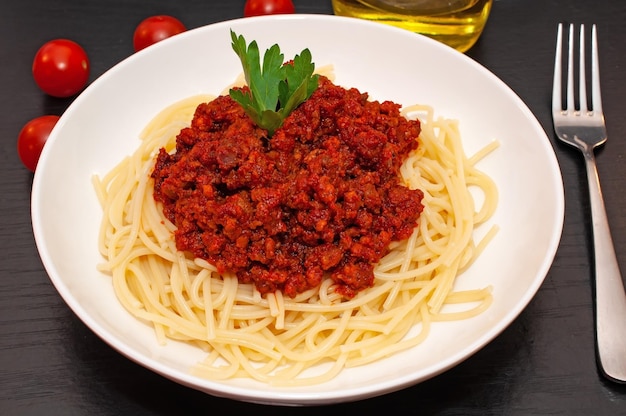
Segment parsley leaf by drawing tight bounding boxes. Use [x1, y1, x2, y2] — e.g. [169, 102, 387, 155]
[229, 30, 319, 136]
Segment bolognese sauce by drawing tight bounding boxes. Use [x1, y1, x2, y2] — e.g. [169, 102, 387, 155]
[151, 76, 424, 298]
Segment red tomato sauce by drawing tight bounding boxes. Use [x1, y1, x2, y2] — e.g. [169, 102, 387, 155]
[152, 76, 424, 298]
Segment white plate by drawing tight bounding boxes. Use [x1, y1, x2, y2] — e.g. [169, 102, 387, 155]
[31, 14, 564, 406]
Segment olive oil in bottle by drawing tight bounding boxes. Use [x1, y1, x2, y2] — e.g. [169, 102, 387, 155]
[331, 0, 493, 52]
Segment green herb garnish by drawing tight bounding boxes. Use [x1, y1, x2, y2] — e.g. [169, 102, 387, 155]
[229, 30, 319, 136]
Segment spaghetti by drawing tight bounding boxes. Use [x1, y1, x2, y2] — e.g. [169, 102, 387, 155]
[93, 80, 499, 386]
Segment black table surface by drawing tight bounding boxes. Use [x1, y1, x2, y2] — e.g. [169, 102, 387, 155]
[2, 0, 626, 414]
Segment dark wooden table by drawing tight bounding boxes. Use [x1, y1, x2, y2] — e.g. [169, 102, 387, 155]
[2, 0, 626, 414]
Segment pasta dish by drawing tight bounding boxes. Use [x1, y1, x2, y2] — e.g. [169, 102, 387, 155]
[93, 70, 498, 386]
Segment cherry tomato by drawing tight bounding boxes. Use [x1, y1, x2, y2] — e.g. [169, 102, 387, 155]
[243, 0, 295, 17]
[133, 15, 187, 52]
[17, 115, 60, 172]
[32, 39, 90, 98]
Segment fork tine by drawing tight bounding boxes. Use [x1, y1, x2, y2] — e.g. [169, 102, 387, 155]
[591, 24, 603, 113]
[579, 24, 588, 113]
[566, 24, 576, 112]
[552, 23, 563, 113]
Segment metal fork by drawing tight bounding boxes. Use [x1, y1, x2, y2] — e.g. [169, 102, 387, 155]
[552, 23, 626, 382]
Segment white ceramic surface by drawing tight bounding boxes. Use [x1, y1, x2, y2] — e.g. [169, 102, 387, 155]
[31, 14, 564, 406]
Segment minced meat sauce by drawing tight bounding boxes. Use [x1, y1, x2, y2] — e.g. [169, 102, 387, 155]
[151, 76, 424, 299]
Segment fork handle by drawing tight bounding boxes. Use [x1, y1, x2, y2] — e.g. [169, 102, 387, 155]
[584, 149, 626, 382]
